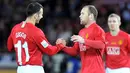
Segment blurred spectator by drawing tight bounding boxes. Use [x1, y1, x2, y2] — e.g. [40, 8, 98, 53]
[56, 18, 72, 43]
[52, 53, 66, 73]
[66, 57, 80, 73]
[0, 19, 6, 49]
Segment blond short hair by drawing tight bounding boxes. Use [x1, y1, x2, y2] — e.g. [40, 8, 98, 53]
[108, 13, 121, 22]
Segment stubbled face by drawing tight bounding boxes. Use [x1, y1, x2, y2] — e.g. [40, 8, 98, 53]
[35, 8, 43, 23]
[108, 17, 120, 31]
[79, 7, 89, 25]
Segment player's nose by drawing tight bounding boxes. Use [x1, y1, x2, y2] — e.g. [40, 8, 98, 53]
[79, 15, 81, 18]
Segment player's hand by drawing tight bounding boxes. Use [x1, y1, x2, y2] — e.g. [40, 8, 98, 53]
[61, 39, 66, 46]
[56, 38, 66, 46]
[71, 35, 85, 44]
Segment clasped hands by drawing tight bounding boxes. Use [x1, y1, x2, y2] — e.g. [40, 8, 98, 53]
[56, 35, 85, 46]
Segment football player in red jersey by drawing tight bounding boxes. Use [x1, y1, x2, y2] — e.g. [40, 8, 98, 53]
[105, 13, 130, 73]
[7, 2, 65, 73]
[61, 5, 106, 73]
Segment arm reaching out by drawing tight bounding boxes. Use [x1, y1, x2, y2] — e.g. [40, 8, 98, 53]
[71, 35, 105, 49]
[34, 30, 65, 56]
[63, 42, 79, 56]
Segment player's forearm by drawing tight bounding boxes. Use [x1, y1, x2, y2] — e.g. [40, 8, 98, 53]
[85, 39, 105, 49]
[44, 44, 64, 56]
[63, 47, 78, 56]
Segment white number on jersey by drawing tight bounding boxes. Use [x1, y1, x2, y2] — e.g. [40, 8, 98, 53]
[14, 40, 30, 65]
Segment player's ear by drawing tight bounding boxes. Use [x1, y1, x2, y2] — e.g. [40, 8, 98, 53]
[89, 14, 94, 20]
[34, 13, 38, 19]
[119, 21, 121, 26]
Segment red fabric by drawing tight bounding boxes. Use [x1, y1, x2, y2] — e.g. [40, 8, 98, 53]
[63, 42, 79, 56]
[85, 39, 105, 49]
[105, 30, 130, 69]
[63, 23, 106, 73]
[7, 22, 64, 66]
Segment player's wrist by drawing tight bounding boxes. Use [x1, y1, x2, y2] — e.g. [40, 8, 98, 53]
[56, 43, 66, 49]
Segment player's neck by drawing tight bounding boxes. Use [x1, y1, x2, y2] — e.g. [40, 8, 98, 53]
[85, 21, 95, 28]
[110, 29, 120, 36]
[25, 17, 36, 25]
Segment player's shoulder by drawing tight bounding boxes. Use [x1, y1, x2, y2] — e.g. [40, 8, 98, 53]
[94, 23, 103, 29]
[78, 27, 86, 35]
[93, 23, 105, 33]
[35, 27, 44, 34]
[11, 22, 22, 32]
[31, 25, 45, 36]
[120, 30, 129, 37]
[105, 32, 110, 35]
[24, 22, 44, 35]
[30, 25, 40, 32]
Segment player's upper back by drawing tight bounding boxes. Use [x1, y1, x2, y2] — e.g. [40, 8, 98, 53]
[11, 21, 44, 39]
[12, 22, 37, 35]
[10, 21, 45, 51]
[9, 22, 46, 65]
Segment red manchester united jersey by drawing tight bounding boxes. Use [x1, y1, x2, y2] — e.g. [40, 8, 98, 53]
[7, 22, 64, 66]
[105, 30, 130, 69]
[63, 23, 106, 73]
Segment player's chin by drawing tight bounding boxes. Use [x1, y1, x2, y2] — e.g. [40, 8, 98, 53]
[110, 27, 114, 30]
[109, 28, 114, 31]
[80, 22, 85, 25]
[36, 20, 40, 24]
[80, 21, 83, 25]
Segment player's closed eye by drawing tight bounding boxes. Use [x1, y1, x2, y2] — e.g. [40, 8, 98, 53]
[108, 21, 111, 23]
[81, 12, 84, 15]
[113, 20, 116, 23]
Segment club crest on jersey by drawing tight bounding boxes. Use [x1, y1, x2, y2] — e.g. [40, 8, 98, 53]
[118, 40, 123, 45]
[86, 33, 89, 39]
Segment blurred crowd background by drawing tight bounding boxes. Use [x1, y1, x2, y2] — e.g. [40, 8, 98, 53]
[0, 0, 130, 73]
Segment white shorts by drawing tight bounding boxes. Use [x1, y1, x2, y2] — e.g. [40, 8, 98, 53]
[106, 67, 130, 73]
[17, 65, 45, 73]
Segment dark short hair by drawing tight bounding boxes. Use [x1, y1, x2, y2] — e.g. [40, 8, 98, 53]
[84, 5, 98, 20]
[26, 2, 43, 17]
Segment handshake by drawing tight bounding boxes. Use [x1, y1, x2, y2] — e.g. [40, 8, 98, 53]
[56, 35, 85, 46]
[56, 38, 66, 46]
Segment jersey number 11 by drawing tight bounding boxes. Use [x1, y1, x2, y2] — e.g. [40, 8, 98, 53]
[14, 40, 30, 65]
